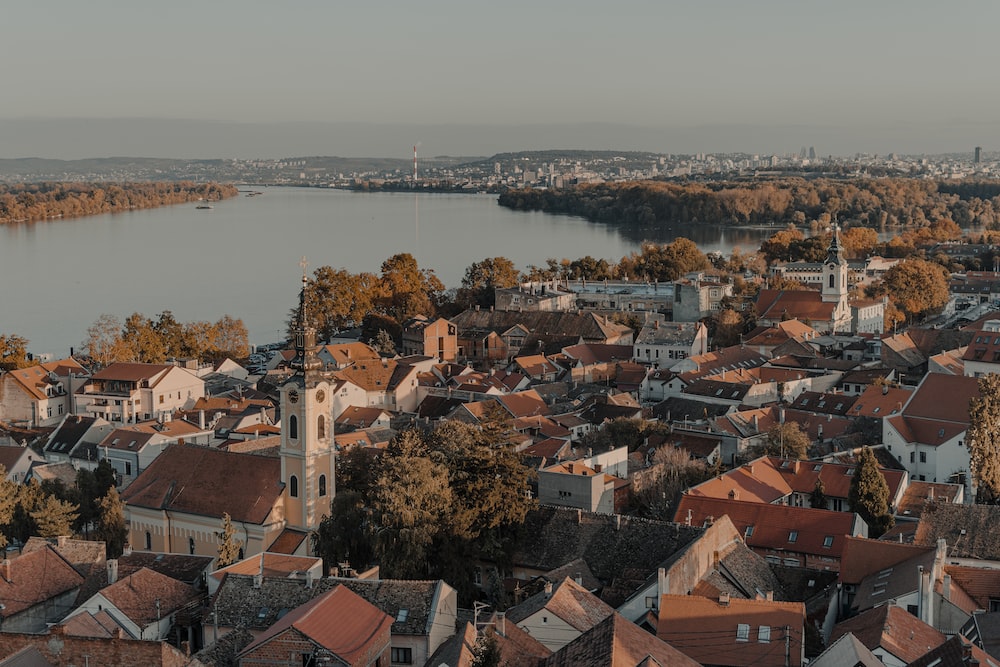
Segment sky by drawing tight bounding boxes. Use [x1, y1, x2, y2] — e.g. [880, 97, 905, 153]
[2, 0, 998, 159]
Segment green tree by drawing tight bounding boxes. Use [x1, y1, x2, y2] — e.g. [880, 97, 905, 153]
[30, 494, 79, 538]
[95, 487, 128, 558]
[809, 479, 827, 509]
[472, 630, 502, 667]
[968, 373, 1000, 504]
[216, 512, 243, 567]
[373, 454, 452, 579]
[457, 257, 522, 309]
[848, 447, 895, 538]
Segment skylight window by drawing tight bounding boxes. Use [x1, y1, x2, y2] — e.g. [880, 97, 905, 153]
[788, 530, 798, 543]
[396, 609, 409, 623]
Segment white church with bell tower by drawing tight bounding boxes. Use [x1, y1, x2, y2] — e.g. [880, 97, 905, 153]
[280, 261, 336, 536]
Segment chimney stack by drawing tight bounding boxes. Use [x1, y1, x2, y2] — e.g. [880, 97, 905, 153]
[107, 559, 119, 584]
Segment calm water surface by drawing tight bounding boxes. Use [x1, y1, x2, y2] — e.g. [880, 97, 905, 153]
[0, 187, 775, 355]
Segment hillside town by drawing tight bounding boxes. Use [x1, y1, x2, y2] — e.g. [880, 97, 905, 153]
[4, 227, 1000, 667]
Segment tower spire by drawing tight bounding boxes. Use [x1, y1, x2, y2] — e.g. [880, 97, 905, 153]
[291, 257, 321, 375]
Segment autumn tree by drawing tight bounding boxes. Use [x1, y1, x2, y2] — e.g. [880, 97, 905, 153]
[630, 446, 712, 519]
[0, 334, 33, 370]
[871, 258, 950, 324]
[750, 422, 810, 460]
[713, 308, 746, 348]
[30, 495, 79, 538]
[95, 487, 128, 558]
[840, 227, 880, 259]
[619, 238, 709, 282]
[120, 313, 167, 363]
[968, 373, 1000, 504]
[82, 314, 125, 367]
[377, 253, 446, 323]
[848, 447, 895, 538]
[216, 512, 243, 567]
[457, 257, 523, 309]
[303, 266, 378, 341]
[760, 226, 805, 263]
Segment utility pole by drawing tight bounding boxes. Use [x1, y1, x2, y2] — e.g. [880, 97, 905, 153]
[784, 624, 791, 667]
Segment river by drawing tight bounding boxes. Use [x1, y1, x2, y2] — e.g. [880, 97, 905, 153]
[1, 187, 777, 356]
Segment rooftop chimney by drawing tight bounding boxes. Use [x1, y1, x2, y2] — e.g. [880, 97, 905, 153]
[107, 559, 118, 584]
[719, 592, 730, 606]
[544, 581, 553, 597]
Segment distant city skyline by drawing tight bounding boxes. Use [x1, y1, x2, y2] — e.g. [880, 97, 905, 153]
[2, 1, 997, 160]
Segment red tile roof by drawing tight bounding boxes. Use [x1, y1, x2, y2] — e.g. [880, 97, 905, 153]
[99, 567, 199, 626]
[239, 585, 392, 664]
[674, 495, 857, 560]
[838, 536, 934, 585]
[0, 546, 84, 617]
[120, 444, 282, 525]
[830, 605, 945, 664]
[658, 594, 805, 667]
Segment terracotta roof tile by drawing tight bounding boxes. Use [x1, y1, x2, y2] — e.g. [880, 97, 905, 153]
[830, 605, 945, 664]
[120, 443, 282, 525]
[838, 536, 934, 585]
[543, 612, 699, 667]
[0, 546, 84, 617]
[98, 567, 199, 626]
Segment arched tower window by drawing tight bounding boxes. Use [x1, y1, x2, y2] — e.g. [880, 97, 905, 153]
[317, 415, 326, 440]
[290, 475, 299, 497]
[319, 474, 327, 497]
[145, 531, 151, 550]
[289, 414, 298, 439]
[828, 274, 835, 289]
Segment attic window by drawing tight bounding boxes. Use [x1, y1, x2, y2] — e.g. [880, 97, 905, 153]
[835, 403, 843, 411]
[111, 438, 120, 445]
[813, 464, 823, 472]
[257, 607, 269, 619]
[823, 536, 834, 548]
[939, 429, 946, 438]
[128, 440, 136, 449]
[736, 623, 750, 642]
[845, 469, 855, 476]
[745, 526, 755, 538]
[396, 609, 409, 623]
[780, 461, 791, 469]
[873, 407, 880, 414]
[788, 531, 798, 543]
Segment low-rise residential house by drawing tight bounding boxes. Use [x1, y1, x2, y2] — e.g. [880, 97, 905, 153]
[63, 567, 201, 641]
[0, 627, 190, 666]
[512, 354, 564, 383]
[537, 459, 629, 515]
[41, 414, 114, 469]
[505, 577, 615, 652]
[560, 343, 634, 385]
[121, 444, 286, 559]
[0, 358, 87, 427]
[882, 372, 980, 489]
[236, 585, 392, 667]
[401, 315, 458, 362]
[685, 455, 906, 514]
[963, 320, 1000, 378]
[208, 552, 324, 595]
[542, 611, 700, 666]
[335, 406, 392, 431]
[658, 593, 806, 667]
[829, 604, 946, 667]
[632, 319, 708, 368]
[74, 363, 205, 424]
[0, 545, 84, 633]
[808, 632, 883, 667]
[881, 332, 928, 384]
[316, 342, 382, 371]
[331, 358, 420, 414]
[97, 418, 214, 485]
[674, 495, 866, 571]
[0, 444, 40, 483]
[673, 273, 734, 321]
[743, 319, 821, 356]
[495, 281, 577, 312]
[209, 574, 458, 667]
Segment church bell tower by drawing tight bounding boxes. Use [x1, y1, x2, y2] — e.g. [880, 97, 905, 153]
[280, 261, 335, 535]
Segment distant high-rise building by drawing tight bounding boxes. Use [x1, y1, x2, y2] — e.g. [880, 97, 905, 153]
[799, 147, 807, 158]
[975, 146, 982, 164]
[808, 146, 816, 160]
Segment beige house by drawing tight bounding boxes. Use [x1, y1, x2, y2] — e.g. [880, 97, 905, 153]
[0, 358, 87, 427]
[401, 315, 458, 362]
[74, 362, 205, 423]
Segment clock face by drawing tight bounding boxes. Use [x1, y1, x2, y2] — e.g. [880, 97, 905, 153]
[315, 389, 326, 404]
[288, 389, 299, 404]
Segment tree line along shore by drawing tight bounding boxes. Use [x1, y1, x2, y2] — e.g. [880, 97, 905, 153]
[0, 182, 238, 224]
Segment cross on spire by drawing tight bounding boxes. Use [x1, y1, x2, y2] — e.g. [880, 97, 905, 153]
[299, 256, 309, 278]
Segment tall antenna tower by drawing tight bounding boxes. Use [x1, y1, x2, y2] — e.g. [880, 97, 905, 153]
[413, 142, 421, 182]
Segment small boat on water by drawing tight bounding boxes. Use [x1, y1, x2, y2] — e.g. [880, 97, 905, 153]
[196, 205, 213, 210]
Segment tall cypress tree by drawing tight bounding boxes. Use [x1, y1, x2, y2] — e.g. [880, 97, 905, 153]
[848, 447, 894, 538]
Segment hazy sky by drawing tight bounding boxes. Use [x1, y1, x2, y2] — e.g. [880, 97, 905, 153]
[3, 1, 998, 158]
